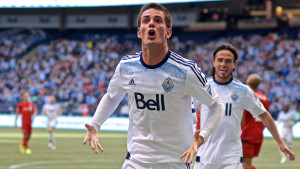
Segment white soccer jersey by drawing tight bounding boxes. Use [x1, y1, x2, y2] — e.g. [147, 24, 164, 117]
[107, 50, 219, 163]
[277, 110, 297, 147]
[196, 77, 266, 164]
[278, 110, 297, 129]
[42, 103, 61, 122]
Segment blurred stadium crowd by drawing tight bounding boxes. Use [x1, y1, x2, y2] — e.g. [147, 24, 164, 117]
[0, 27, 299, 118]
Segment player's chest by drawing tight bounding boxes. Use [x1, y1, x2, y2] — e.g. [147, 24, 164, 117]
[122, 70, 185, 94]
[21, 104, 34, 112]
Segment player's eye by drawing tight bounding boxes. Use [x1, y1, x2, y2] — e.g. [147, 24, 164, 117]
[155, 18, 162, 23]
[142, 18, 149, 24]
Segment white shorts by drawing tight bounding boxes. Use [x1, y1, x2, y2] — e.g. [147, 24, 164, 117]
[281, 127, 293, 147]
[47, 120, 57, 128]
[193, 162, 243, 169]
[121, 159, 191, 169]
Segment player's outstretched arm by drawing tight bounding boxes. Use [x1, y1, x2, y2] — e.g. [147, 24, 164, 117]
[15, 107, 20, 128]
[33, 105, 38, 116]
[83, 124, 104, 154]
[259, 111, 296, 161]
[180, 130, 204, 164]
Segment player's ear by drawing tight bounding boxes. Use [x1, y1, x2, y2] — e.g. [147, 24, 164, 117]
[137, 28, 141, 39]
[233, 60, 237, 69]
[166, 28, 172, 39]
[212, 58, 216, 67]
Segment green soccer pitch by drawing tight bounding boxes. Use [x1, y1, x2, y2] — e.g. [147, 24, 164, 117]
[0, 127, 299, 169]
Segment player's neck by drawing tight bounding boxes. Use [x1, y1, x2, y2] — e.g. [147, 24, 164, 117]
[213, 75, 233, 84]
[142, 44, 168, 66]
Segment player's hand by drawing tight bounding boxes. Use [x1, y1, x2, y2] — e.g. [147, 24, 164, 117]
[279, 143, 296, 161]
[180, 130, 204, 164]
[83, 124, 104, 154]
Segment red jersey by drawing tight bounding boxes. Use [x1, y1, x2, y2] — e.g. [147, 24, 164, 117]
[196, 108, 200, 130]
[241, 90, 269, 143]
[17, 102, 36, 125]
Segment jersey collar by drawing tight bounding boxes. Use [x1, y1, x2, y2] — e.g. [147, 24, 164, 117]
[140, 50, 170, 69]
[213, 76, 233, 85]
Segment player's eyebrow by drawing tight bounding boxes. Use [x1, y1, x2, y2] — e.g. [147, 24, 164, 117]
[142, 15, 163, 20]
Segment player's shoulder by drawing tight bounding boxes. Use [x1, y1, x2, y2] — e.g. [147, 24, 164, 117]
[168, 50, 196, 68]
[255, 90, 269, 100]
[207, 76, 213, 82]
[231, 78, 248, 88]
[120, 51, 140, 62]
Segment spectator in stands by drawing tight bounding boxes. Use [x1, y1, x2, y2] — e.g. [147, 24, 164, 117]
[0, 28, 299, 119]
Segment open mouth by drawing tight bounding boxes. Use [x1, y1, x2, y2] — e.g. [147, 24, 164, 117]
[148, 30, 156, 38]
[219, 68, 227, 73]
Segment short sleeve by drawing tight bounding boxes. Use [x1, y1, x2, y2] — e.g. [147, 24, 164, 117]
[185, 65, 218, 107]
[243, 87, 266, 117]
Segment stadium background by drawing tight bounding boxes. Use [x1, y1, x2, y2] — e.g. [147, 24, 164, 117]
[0, 0, 299, 168]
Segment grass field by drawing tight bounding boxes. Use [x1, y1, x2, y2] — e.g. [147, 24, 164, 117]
[0, 127, 299, 169]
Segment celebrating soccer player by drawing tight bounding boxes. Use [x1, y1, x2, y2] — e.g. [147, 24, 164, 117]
[181, 43, 295, 169]
[83, 3, 225, 169]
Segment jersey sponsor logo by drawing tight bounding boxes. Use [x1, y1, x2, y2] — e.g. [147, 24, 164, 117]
[162, 77, 174, 93]
[128, 79, 136, 85]
[23, 105, 33, 111]
[134, 92, 165, 111]
[207, 85, 212, 96]
[231, 91, 239, 101]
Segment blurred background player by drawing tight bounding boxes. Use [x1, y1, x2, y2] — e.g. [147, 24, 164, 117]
[15, 92, 37, 154]
[241, 74, 270, 169]
[277, 102, 298, 164]
[42, 95, 62, 150]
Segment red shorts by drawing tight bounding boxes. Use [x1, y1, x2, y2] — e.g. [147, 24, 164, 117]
[21, 123, 32, 134]
[242, 142, 262, 158]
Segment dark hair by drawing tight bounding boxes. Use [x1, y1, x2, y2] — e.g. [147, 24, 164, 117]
[209, 43, 239, 76]
[137, 3, 172, 29]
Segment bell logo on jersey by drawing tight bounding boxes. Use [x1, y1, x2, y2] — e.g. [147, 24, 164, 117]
[134, 92, 165, 111]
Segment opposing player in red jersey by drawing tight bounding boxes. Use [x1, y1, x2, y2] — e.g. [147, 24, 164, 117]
[241, 74, 270, 169]
[15, 92, 37, 154]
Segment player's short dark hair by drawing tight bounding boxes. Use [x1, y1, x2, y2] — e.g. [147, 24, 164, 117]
[137, 3, 172, 29]
[246, 73, 261, 90]
[209, 43, 239, 76]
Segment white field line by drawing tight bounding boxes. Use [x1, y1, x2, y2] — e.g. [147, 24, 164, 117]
[9, 159, 120, 169]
